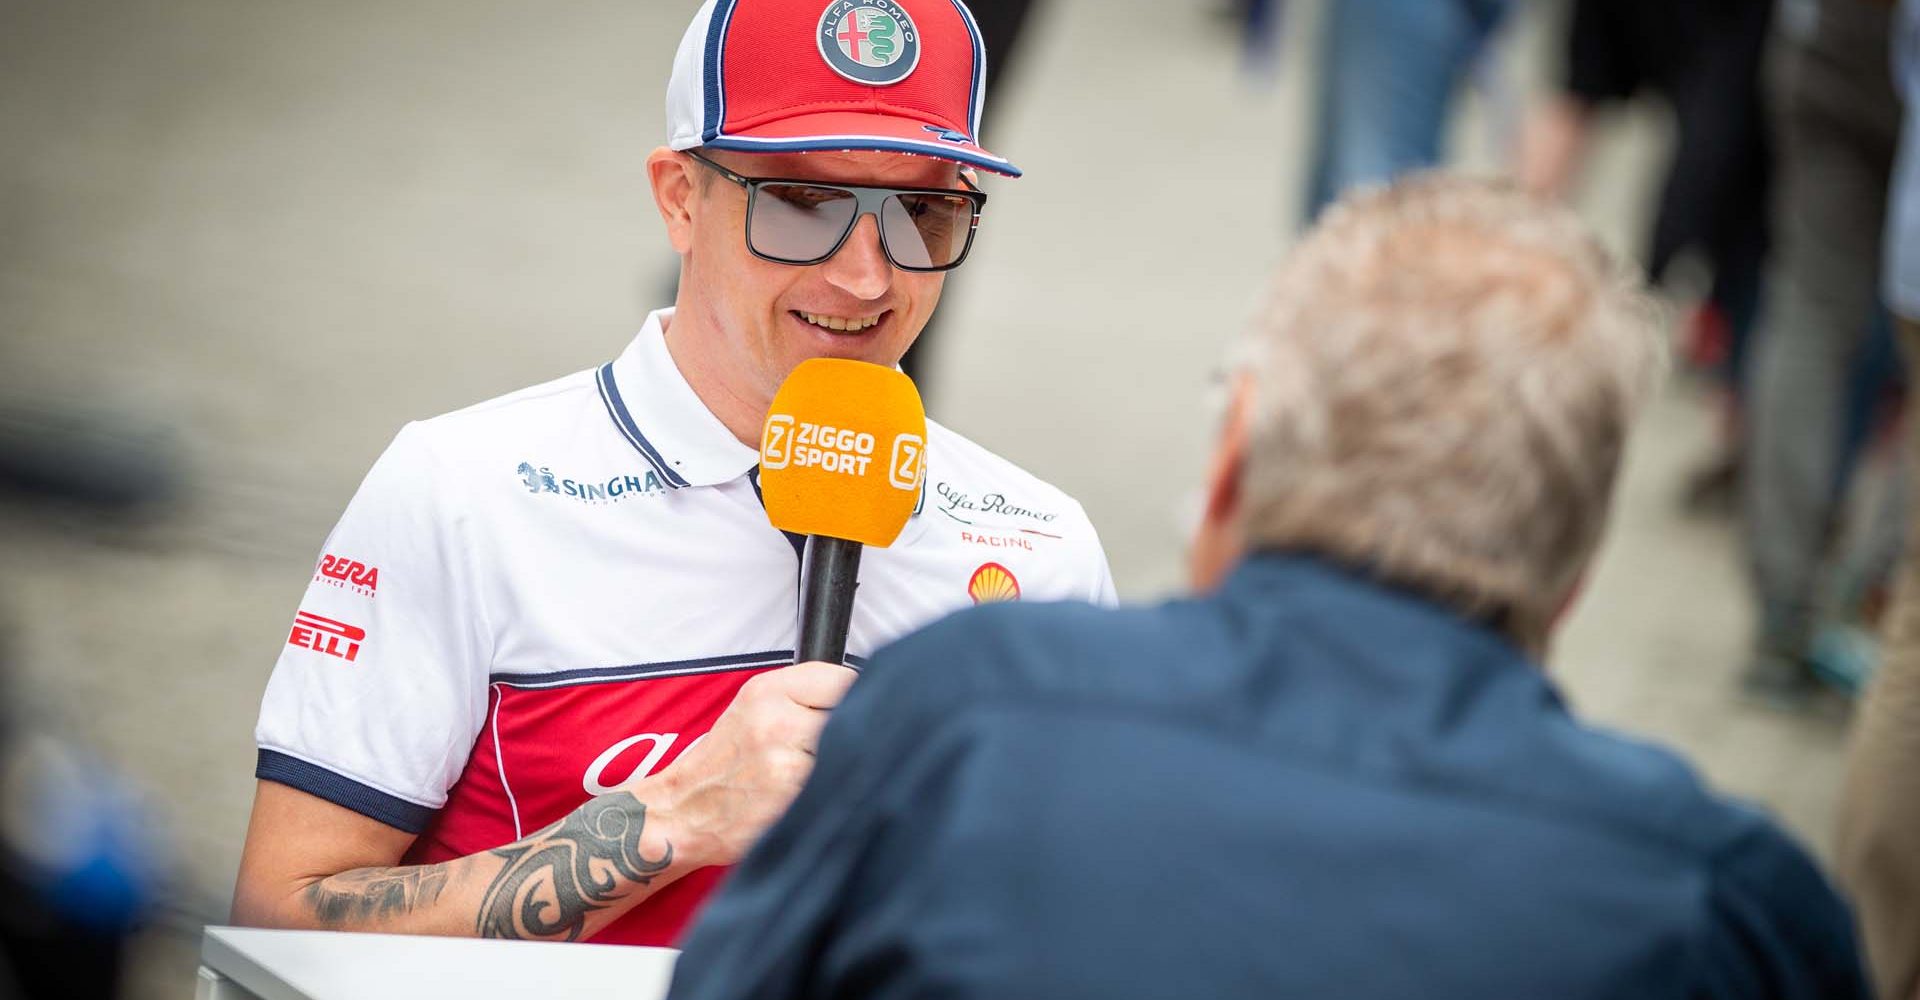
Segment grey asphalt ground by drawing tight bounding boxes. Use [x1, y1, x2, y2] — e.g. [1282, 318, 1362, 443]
[0, 2, 1863, 996]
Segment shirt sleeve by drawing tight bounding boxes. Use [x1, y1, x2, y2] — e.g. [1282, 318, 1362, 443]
[252, 421, 493, 834]
[1088, 537, 1118, 607]
[1071, 500, 1118, 607]
[1697, 821, 1872, 999]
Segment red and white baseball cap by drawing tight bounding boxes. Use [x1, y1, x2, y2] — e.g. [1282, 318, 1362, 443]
[665, 0, 1021, 177]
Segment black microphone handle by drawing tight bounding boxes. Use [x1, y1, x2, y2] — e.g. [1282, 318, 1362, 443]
[796, 534, 864, 665]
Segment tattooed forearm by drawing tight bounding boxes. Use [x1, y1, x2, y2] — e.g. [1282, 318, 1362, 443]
[304, 866, 450, 927]
[476, 792, 673, 941]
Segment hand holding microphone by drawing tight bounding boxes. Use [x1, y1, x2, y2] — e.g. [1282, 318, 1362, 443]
[638, 660, 856, 866]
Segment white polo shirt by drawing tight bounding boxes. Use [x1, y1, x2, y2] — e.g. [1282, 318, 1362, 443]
[253, 308, 1115, 945]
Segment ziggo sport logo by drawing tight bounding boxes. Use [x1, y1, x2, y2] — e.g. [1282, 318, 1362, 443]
[761, 417, 922, 491]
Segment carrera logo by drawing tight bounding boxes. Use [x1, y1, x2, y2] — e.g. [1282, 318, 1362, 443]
[288, 610, 366, 663]
[582, 731, 709, 795]
[315, 554, 379, 597]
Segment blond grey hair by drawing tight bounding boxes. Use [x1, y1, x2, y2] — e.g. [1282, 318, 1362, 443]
[1239, 174, 1665, 649]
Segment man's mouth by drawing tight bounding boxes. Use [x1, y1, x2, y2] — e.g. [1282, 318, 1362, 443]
[793, 310, 886, 333]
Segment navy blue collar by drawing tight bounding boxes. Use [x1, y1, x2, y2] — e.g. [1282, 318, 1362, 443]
[1217, 552, 1556, 707]
[597, 308, 762, 490]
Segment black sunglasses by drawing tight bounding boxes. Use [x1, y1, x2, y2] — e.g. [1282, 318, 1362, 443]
[685, 150, 987, 273]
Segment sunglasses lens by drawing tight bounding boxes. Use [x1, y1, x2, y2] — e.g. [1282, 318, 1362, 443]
[749, 184, 859, 263]
[881, 193, 976, 270]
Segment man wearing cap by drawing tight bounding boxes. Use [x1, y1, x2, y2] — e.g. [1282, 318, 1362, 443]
[229, 0, 1113, 946]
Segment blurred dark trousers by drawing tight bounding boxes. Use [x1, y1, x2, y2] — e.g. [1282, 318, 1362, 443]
[1744, 40, 1905, 653]
[1302, 0, 1510, 222]
[899, 0, 1038, 384]
[1837, 316, 1920, 1000]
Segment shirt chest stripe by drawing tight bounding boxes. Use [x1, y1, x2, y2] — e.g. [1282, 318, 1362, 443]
[488, 682, 526, 839]
[490, 649, 870, 690]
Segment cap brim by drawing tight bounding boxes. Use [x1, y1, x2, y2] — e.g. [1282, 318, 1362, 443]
[699, 110, 1022, 178]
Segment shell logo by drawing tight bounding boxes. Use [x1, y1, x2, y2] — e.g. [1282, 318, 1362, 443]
[967, 562, 1021, 605]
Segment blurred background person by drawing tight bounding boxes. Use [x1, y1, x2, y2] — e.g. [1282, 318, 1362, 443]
[898, 0, 1045, 385]
[1742, 0, 1908, 702]
[667, 176, 1869, 1000]
[1835, 2, 1920, 996]
[1517, 0, 1774, 516]
[1302, 0, 1513, 223]
[0, 699, 158, 1000]
[0, 372, 173, 1000]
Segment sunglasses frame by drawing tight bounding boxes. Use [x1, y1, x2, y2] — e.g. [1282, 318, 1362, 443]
[684, 150, 988, 273]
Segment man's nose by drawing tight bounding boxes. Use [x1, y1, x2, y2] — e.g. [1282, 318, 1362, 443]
[820, 214, 892, 300]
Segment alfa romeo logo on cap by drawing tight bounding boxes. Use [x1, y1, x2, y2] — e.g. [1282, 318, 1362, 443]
[817, 1, 921, 86]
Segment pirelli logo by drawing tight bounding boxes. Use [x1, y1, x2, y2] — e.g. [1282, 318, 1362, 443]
[288, 609, 366, 663]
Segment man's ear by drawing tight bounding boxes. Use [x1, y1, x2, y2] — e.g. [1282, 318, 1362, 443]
[1204, 374, 1254, 527]
[1188, 373, 1255, 593]
[647, 147, 698, 255]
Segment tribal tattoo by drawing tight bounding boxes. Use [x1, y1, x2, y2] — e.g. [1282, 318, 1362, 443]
[304, 866, 450, 927]
[475, 792, 674, 941]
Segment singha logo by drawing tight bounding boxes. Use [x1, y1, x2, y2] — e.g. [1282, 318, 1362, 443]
[515, 461, 664, 504]
[517, 462, 560, 494]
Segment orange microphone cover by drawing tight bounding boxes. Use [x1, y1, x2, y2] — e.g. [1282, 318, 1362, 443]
[759, 358, 927, 547]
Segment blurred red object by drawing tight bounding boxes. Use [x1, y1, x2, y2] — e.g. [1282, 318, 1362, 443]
[1684, 300, 1732, 373]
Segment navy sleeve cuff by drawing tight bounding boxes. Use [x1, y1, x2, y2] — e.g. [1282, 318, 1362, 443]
[255, 749, 436, 834]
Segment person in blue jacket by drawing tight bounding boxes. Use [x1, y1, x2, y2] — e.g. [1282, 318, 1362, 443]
[668, 176, 1869, 1000]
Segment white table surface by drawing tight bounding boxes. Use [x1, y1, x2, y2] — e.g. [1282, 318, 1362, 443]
[199, 926, 679, 1000]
